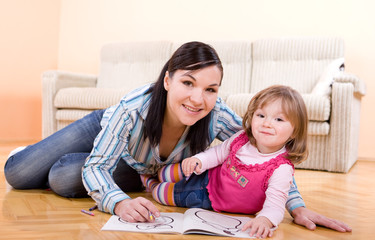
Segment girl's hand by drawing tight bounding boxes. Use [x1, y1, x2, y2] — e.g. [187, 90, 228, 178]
[114, 197, 160, 223]
[242, 216, 273, 239]
[181, 157, 202, 177]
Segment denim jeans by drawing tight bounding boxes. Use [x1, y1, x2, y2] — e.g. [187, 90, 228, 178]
[174, 172, 212, 210]
[4, 109, 143, 198]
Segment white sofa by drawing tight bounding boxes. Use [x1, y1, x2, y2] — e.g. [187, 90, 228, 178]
[42, 38, 366, 172]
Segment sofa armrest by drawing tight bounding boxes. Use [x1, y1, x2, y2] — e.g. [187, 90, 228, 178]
[334, 72, 366, 96]
[54, 87, 129, 109]
[328, 80, 364, 172]
[42, 70, 97, 138]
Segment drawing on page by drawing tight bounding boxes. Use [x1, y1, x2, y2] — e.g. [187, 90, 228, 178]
[194, 210, 242, 235]
[118, 216, 174, 230]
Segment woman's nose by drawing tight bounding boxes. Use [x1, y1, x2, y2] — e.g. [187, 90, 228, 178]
[190, 88, 203, 104]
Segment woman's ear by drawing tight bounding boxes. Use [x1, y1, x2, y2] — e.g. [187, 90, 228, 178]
[163, 71, 170, 91]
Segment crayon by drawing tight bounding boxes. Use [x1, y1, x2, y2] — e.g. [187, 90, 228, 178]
[81, 209, 95, 216]
[148, 211, 155, 221]
[185, 162, 199, 182]
[89, 205, 98, 211]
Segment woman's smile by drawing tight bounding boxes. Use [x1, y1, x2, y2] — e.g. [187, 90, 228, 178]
[183, 104, 201, 113]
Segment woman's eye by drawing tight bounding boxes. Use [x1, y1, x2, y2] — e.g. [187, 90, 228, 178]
[183, 81, 193, 87]
[206, 88, 217, 93]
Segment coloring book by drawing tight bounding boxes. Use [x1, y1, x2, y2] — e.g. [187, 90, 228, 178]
[102, 208, 276, 238]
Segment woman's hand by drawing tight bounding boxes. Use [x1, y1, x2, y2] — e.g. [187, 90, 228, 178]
[114, 197, 160, 223]
[181, 157, 202, 177]
[242, 216, 273, 239]
[291, 207, 352, 232]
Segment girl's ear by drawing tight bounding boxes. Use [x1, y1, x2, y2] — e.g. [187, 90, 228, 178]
[163, 71, 170, 91]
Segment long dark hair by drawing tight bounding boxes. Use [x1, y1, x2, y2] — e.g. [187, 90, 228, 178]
[144, 41, 223, 155]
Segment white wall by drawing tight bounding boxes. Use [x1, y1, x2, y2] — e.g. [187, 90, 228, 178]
[57, 0, 375, 160]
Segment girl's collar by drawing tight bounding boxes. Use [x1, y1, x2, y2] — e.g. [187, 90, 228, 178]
[256, 146, 286, 157]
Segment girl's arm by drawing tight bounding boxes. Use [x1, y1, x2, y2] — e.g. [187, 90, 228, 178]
[195, 131, 243, 172]
[256, 164, 294, 226]
[242, 216, 273, 239]
[242, 164, 293, 238]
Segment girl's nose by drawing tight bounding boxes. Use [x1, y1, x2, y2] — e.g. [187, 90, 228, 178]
[262, 118, 272, 127]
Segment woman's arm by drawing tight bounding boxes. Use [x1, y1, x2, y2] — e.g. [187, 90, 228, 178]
[82, 103, 131, 214]
[82, 101, 159, 221]
[210, 97, 243, 142]
[286, 177, 306, 213]
[287, 178, 352, 232]
[291, 206, 352, 232]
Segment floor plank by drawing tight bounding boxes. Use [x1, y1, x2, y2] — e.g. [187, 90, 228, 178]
[1, 142, 374, 239]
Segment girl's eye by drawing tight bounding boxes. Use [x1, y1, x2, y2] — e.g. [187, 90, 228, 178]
[257, 114, 265, 118]
[276, 118, 284, 122]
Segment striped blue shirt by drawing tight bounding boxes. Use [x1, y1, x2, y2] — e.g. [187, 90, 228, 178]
[82, 83, 305, 214]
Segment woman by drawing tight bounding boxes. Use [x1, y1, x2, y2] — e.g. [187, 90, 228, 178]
[4, 41, 351, 232]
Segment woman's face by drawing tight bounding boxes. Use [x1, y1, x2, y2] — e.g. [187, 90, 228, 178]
[163, 65, 221, 128]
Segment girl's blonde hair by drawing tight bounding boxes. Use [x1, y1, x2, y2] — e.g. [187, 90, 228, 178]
[242, 85, 308, 164]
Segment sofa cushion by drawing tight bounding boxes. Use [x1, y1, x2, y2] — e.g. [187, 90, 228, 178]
[54, 87, 129, 109]
[250, 37, 345, 94]
[171, 41, 253, 99]
[98, 41, 172, 90]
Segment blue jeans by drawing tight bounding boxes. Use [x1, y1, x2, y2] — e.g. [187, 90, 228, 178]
[174, 172, 212, 210]
[4, 109, 143, 198]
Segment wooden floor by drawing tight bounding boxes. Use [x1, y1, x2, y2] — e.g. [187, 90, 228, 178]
[1, 141, 374, 240]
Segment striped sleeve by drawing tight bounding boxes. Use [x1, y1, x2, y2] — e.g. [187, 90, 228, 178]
[82, 101, 134, 214]
[286, 177, 306, 214]
[211, 98, 243, 142]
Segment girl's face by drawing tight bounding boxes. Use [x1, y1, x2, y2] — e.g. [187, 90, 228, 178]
[163, 65, 221, 128]
[251, 99, 294, 154]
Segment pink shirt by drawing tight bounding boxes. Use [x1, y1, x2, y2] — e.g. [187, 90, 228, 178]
[194, 130, 294, 226]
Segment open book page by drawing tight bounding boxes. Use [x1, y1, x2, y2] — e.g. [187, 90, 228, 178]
[182, 208, 254, 238]
[102, 208, 275, 238]
[101, 212, 184, 234]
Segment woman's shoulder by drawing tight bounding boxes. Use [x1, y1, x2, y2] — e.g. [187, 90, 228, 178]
[119, 83, 153, 110]
[212, 97, 234, 115]
[104, 84, 153, 120]
[211, 97, 242, 125]
[122, 83, 153, 103]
